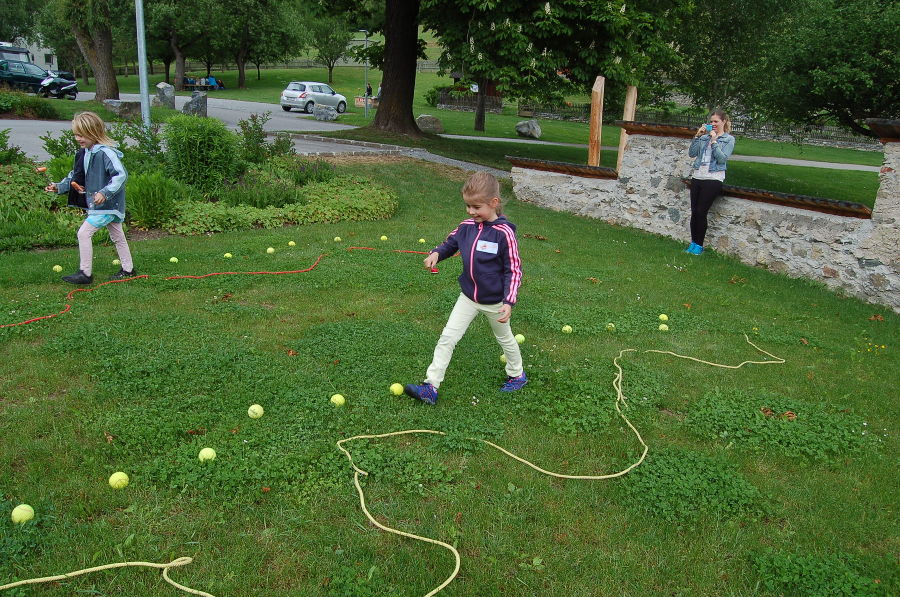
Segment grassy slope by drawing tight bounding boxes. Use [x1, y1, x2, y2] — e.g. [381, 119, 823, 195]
[1, 157, 897, 596]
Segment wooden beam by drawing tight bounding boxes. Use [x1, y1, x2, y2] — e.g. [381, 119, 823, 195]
[616, 85, 638, 173]
[587, 76, 605, 166]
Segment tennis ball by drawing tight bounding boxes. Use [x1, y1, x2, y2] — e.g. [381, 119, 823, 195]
[390, 383, 403, 396]
[108, 472, 129, 489]
[112, 259, 121, 266]
[52, 264, 62, 272]
[606, 323, 616, 331]
[659, 324, 669, 332]
[562, 325, 573, 333]
[659, 314, 669, 322]
[380, 235, 388, 241]
[266, 247, 275, 254]
[334, 236, 342, 242]
[418, 238, 426, 244]
[500, 354, 507, 364]
[248, 404, 264, 419]
[198, 447, 216, 462]
[169, 257, 178, 263]
[330, 393, 345, 407]
[514, 333, 525, 344]
[288, 241, 296, 246]
[11, 504, 34, 524]
[224, 253, 233, 258]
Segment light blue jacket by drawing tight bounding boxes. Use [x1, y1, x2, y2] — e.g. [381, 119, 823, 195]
[55, 144, 128, 221]
[689, 132, 735, 172]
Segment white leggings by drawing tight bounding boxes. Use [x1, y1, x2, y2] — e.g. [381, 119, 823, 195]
[425, 293, 524, 388]
[77, 220, 134, 275]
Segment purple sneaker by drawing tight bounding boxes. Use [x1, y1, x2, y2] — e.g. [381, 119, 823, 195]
[404, 382, 438, 405]
[500, 372, 528, 392]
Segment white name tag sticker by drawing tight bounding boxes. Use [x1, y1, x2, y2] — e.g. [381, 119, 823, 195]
[476, 240, 498, 254]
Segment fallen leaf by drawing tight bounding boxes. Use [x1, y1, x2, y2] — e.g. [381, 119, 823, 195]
[522, 233, 548, 241]
[782, 411, 797, 421]
[230, 427, 240, 434]
[587, 277, 600, 284]
[683, 303, 692, 309]
[869, 314, 884, 321]
[103, 431, 115, 444]
[799, 338, 809, 345]
[287, 349, 298, 357]
[454, 511, 462, 525]
[761, 407, 774, 417]
[555, 249, 561, 253]
[261, 486, 271, 493]
[806, 371, 815, 380]
[186, 427, 207, 435]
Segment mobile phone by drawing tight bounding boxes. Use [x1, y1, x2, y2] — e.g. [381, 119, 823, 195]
[704, 124, 713, 132]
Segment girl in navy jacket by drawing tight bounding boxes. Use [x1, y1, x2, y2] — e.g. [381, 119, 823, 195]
[404, 172, 526, 405]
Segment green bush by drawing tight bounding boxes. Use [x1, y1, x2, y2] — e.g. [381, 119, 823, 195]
[0, 163, 60, 211]
[752, 550, 881, 596]
[424, 85, 450, 107]
[0, 128, 28, 165]
[166, 175, 397, 235]
[236, 112, 271, 165]
[110, 120, 165, 176]
[269, 132, 295, 158]
[46, 156, 73, 183]
[268, 155, 335, 186]
[163, 114, 238, 194]
[126, 171, 196, 228]
[220, 167, 302, 209]
[0, 206, 82, 252]
[0, 89, 59, 119]
[40, 130, 79, 161]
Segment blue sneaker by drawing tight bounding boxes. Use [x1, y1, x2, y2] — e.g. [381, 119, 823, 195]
[404, 382, 438, 405]
[688, 244, 704, 255]
[500, 372, 528, 392]
[684, 242, 698, 253]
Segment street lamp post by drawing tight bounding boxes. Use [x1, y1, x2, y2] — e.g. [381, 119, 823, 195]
[358, 29, 369, 118]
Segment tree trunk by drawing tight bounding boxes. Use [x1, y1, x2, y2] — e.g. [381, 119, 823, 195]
[171, 34, 186, 91]
[236, 52, 247, 89]
[163, 59, 171, 84]
[372, 0, 422, 135]
[72, 22, 119, 101]
[327, 63, 334, 83]
[474, 77, 487, 132]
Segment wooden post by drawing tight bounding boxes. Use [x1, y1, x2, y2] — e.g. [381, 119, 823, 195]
[616, 85, 638, 173]
[587, 76, 605, 166]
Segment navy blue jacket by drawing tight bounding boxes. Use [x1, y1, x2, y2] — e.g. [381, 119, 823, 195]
[433, 216, 522, 305]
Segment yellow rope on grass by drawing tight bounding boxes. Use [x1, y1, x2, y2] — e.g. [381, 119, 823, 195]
[335, 333, 784, 596]
[0, 556, 213, 596]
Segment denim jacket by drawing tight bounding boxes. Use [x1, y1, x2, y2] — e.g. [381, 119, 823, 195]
[689, 132, 735, 172]
[55, 144, 128, 220]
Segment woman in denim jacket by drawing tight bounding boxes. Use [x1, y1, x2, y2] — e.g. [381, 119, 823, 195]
[685, 110, 735, 255]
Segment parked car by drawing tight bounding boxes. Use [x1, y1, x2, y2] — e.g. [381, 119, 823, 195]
[0, 59, 77, 99]
[280, 81, 347, 114]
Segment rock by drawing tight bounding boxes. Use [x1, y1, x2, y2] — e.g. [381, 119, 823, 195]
[151, 97, 162, 107]
[155, 81, 176, 110]
[416, 114, 444, 134]
[515, 119, 542, 139]
[182, 91, 207, 117]
[313, 105, 338, 121]
[102, 99, 141, 119]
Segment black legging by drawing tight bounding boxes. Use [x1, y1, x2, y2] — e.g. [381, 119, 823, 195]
[689, 178, 723, 246]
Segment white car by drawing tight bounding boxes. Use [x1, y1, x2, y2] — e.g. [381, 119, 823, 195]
[280, 81, 347, 114]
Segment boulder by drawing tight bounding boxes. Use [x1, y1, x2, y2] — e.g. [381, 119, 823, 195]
[155, 81, 176, 110]
[182, 91, 207, 117]
[102, 99, 141, 120]
[416, 114, 444, 134]
[515, 119, 542, 139]
[313, 105, 338, 121]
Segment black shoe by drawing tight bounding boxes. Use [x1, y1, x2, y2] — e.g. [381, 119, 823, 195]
[62, 270, 93, 285]
[109, 268, 137, 280]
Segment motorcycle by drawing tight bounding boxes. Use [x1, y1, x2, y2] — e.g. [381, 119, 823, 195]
[40, 76, 78, 100]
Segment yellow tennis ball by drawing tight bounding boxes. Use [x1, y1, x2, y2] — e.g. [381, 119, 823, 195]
[334, 236, 342, 242]
[112, 259, 121, 266]
[390, 383, 403, 396]
[659, 324, 669, 332]
[266, 247, 275, 254]
[52, 264, 63, 272]
[198, 447, 216, 462]
[248, 404, 264, 419]
[500, 354, 507, 364]
[11, 504, 34, 524]
[288, 241, 296, 246]
[380, 235, 388, 241]
[108, 472, 129, 489]
[224, 253, 233, 258]
[330, 393, 345, 407]
[606, 322, 616, 331]
[659, 314, 669, 322]
[562, 325, 573, 333]
[514, 333, 525, 344]
[418, 238, 426, 244]
[169, 257, 178, 263]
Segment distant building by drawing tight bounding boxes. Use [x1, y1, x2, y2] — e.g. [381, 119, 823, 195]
[0, 39, 59, 71]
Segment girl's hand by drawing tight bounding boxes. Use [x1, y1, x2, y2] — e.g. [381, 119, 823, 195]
[696, 125, 708, 136]
[423, 252, 439, 269]
[93, 191, 106, 205]
[497, 304, 512, 323]
[710, 129, 720, 143]
[45, 183, 57, 193]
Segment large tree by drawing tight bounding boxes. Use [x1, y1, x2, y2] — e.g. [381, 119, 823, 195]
[371, 0, 423, 134]
[1, 0, 43, 42]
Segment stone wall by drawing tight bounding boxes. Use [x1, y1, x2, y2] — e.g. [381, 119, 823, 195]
[511, 132, 899, 312]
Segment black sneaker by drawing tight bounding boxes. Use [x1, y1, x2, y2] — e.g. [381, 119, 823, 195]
[62, 270, 93, 285]
[109, 268, 137, 280]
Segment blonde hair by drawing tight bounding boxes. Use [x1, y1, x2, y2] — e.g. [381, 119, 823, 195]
[462, 171, 502, 214]
[72, 111, 115, 146]
[710, 110, 732, 134]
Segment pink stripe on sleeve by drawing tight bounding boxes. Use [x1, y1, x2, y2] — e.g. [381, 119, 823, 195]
[496, 224, 522, 303]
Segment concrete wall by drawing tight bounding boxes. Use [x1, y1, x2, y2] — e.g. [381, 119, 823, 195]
[511, 133, 899, 312]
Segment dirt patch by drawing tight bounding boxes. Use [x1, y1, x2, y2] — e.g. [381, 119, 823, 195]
[127, 228, 172, 242]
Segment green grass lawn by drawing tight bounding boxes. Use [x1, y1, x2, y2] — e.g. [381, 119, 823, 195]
[1, 157, 897, 596]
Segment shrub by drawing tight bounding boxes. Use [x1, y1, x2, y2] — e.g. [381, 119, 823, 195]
[0, 128, 28, 165]
[752, 550, 881, 596]
[0, 206, 82, 252]
[424, 85, 451, 107]
[220, 167, 302, 209]
[163, 114, 238, 194]
[0, 89, 59, 119]
[46, 156, 73, 183]
[268, 155, 335, 186]
[269, 132, 295, 158]
[126, 171, 196, 228]
[109, 120, 165, 176]
[236, 112, 271, 165]
[40, 129, 79, 161]
[0, 163, 59, 211]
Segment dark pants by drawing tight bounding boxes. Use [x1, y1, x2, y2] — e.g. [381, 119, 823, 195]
[689, 178, 723, 246]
